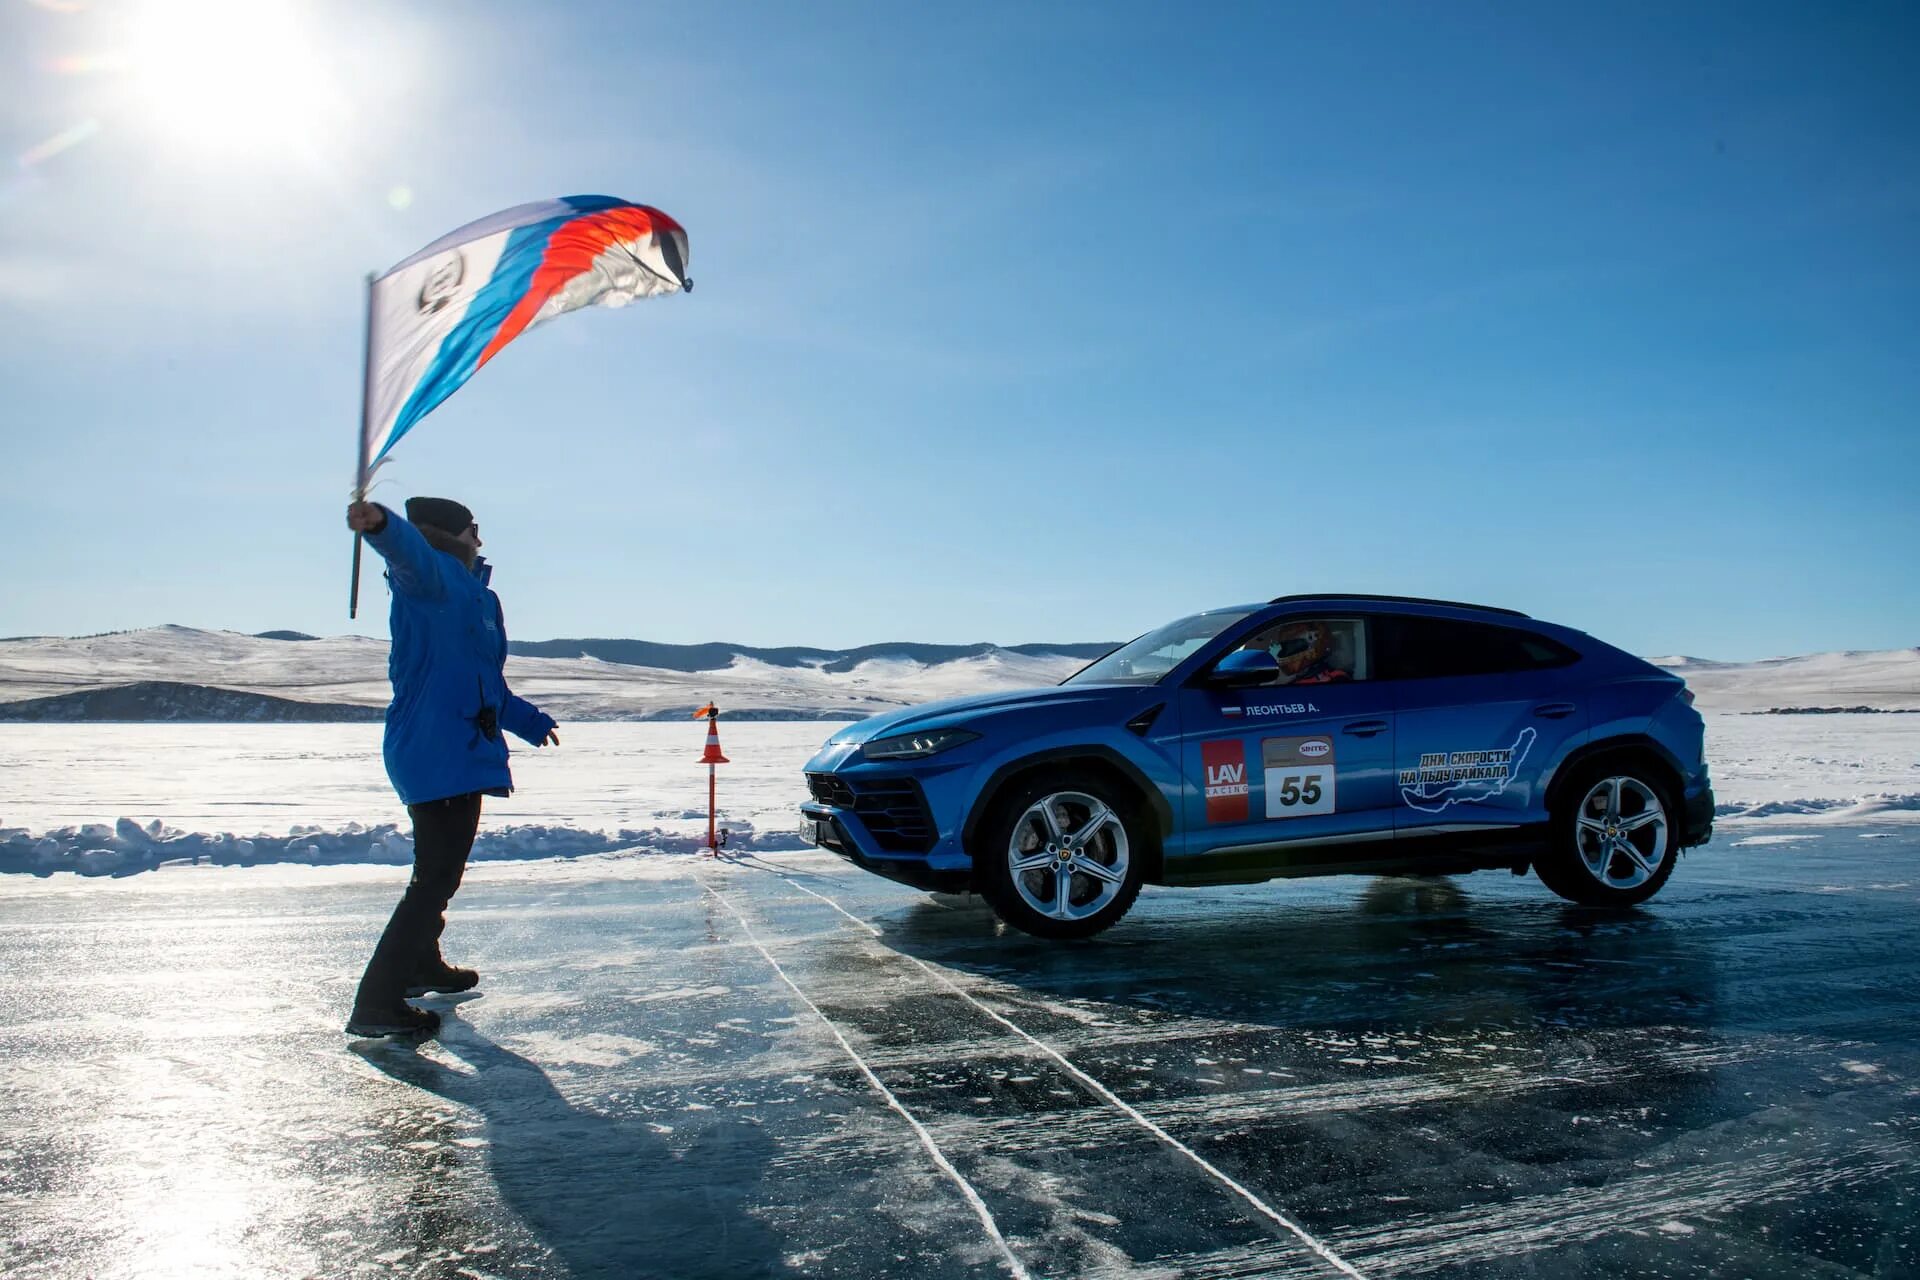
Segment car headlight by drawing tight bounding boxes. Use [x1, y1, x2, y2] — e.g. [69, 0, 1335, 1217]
[861, 728, 980, 761]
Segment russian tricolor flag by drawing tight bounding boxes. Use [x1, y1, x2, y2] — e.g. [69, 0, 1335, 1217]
[361, 195, 690, 473]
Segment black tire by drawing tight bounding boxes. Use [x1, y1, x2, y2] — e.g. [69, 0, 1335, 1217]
[976, 770, 1148, 940]
[1536, 758, 1681, 907]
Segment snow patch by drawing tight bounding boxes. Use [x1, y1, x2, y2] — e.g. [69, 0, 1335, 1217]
[1718, 793, 1920, 822]
[635, 985, 732, 1003]
[0, 818, 809, 877]
[503, 1031, 658, 1067]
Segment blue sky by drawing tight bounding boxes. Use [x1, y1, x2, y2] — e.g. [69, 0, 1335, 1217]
[1, 1, 1915, 660]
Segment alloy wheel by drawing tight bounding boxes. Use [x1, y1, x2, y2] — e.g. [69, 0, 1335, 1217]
[1006, 790, 1131, 922]
[1574, 775, 1670, 891]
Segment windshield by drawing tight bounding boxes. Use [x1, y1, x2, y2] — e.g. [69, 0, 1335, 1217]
[1063, 610, 1253, 685]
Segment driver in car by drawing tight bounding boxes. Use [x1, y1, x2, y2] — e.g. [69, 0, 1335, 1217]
[1250, 620, 1352, 685]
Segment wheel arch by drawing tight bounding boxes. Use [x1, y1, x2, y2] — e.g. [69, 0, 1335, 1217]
[1543, 735, 1687, 817]
[961, 746, 1172, 882]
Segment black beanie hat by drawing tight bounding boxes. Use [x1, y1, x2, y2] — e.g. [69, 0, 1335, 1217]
[406, 497, 474, 535]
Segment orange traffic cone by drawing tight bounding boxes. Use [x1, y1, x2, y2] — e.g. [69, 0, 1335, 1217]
[696, 708, 729, 765]
[692, 703, 729, 854]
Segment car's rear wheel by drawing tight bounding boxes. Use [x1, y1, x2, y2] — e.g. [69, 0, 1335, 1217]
[977, 771, 1146, 940]
[1537, 761, 1680, 907]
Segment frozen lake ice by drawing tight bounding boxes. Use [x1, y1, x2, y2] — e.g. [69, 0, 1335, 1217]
[0, 831, 1915, 1277]
[0, 715, 1915, 1275]
[0, 714, 1915, 876]
[0, 721, 839, 835]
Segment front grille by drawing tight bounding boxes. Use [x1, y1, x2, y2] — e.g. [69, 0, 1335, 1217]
[807, 773, 937, 854]
[807, 773, 855, 807]
[813, 817, 849, 855]
[850, 777, 936, 853]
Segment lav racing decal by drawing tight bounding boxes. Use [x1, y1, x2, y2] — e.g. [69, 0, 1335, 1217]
[1398, 727, 1538, 813]
[1263, 737, 1336, 818]
[1202, 739, 1250, 823]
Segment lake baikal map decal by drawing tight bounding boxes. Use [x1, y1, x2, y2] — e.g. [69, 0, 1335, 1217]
[1398, 727, 1538, 813]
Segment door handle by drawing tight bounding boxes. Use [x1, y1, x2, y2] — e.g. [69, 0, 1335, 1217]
[1534, 702, 1577, 720]
[1342, 719, 1388, 738]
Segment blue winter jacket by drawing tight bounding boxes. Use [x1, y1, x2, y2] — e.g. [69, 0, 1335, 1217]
[365, 508, 556, 805]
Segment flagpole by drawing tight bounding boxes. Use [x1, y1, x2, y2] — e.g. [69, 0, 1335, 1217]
[349, 271, 375, 619]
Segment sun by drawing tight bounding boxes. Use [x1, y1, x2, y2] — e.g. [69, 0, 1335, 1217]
[126, 0, 342, 154]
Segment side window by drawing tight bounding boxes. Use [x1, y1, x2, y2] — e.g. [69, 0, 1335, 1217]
[1379, 617, 1580, 680]
[1234, 618, 1369, 685]
[1514, 632, 1580, 668]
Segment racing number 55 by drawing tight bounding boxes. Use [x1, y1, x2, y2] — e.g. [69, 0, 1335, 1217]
[1275, 774, 1324, 808]
[1263, 737, 1338, 819]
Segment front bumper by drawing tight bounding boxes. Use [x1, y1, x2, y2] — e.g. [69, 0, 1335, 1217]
[1682, 781, 1714, 848]
[800, 803, 971, 892]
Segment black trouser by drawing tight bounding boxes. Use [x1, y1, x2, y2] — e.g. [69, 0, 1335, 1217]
[353, 792, 483, 1010]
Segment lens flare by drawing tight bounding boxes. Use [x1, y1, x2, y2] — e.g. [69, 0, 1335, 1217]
[126, 0, 341, 154]
[18, 119, 100, 167]
[50, 53, 130, 74]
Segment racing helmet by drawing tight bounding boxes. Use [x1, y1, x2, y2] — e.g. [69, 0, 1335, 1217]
[1272, 620, 1331, 677]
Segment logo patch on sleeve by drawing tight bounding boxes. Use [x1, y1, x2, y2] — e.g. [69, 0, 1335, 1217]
[1202, 740, 1250, 823]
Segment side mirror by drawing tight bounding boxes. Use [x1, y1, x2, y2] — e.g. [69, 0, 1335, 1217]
[1210, 649, 1280, 688]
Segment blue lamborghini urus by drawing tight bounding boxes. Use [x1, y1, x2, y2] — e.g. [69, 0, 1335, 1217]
[799, 595, 1714, 939]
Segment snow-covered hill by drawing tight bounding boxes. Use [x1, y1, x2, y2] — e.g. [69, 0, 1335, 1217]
[0, 627, 1911, 721]
[0, 626, 1101, 721]
[1648, 649, 1920, 712]
[0, 681, 384, 722]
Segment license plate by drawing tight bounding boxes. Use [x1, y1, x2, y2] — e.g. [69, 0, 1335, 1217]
[797, 816, 823, 846]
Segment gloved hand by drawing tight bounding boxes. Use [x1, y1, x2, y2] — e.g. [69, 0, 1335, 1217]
[347, 502, 388, 533]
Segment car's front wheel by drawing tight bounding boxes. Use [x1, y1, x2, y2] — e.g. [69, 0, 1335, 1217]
[977, 772, 1147, 940]
[1537, 762, 1680, 907]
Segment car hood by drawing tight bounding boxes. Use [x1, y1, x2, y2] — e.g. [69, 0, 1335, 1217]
[828, 684, 1130, 745]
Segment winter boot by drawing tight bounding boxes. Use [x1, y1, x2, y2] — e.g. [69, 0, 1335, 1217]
[345, 1003, 442, 1038]
[406, 961, 480, 999]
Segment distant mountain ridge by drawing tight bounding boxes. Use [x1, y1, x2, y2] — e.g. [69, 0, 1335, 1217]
[0, 681, 385, 723]
[0, 626, 1114, 722]
[0, 627, 1911, 722]
[508, 638, 1115, 674]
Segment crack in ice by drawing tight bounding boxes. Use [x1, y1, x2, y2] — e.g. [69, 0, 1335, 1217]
[697, 877, 1032, 1280]
[750, 865, 1368, 1280]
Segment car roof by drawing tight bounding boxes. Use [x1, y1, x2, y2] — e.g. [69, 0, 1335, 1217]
[1210, 594, 1531, 619]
